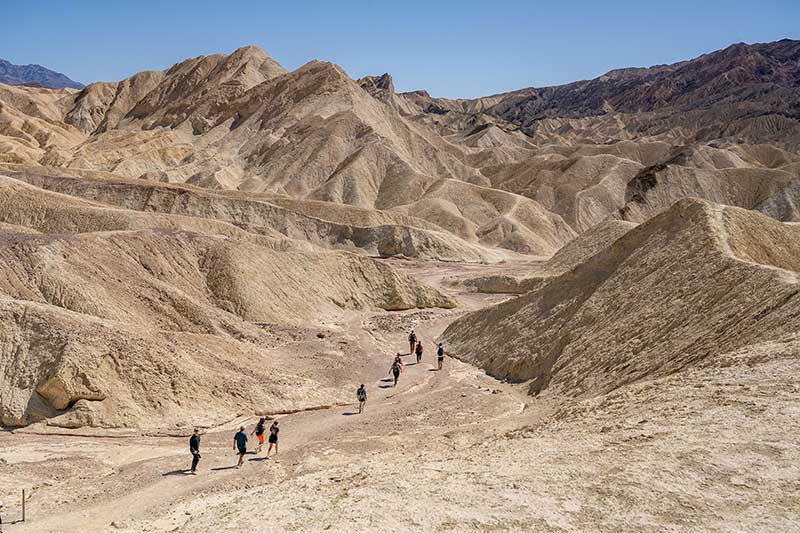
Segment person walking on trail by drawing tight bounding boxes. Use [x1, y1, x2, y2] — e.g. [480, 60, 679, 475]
[357, 384, 367, 414]
[251, 417, 267, 453]
[234, 425, 248, 468]
[189, 428, 201, 474]
[415, 340, 424, 364]
[408, 330, 417, 355]
[437, 342, 445, 370]
[390, 359, 402, 386]
[266, 421, 280, 457]
[394, 353, 405, 372]
[0, 501, 4, 533]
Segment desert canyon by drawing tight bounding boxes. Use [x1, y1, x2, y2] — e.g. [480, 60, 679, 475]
[0, 38, 799, 531]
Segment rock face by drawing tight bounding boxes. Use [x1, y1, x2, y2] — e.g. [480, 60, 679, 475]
[0, 58, 84, 89]
[442, 199, 800, 396]
[357, 73, 395, 103]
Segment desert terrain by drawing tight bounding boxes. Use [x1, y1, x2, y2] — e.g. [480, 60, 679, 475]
[1, 38, 800, 531]
[2, 243, 799, 531]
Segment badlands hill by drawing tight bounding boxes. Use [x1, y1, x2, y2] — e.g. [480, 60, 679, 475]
[442, 199, 800, 396]
[1, 40, 799, 252]
[0, 174, 455, 428]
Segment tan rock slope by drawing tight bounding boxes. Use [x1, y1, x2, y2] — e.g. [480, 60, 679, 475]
[3, 171, 501, 262]
[464, 218, 636, 294]
[442, 199, 800, 396]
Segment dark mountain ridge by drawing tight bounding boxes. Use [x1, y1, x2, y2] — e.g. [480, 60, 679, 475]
[0, 58, 84, 89]
[388, 39, 800, 146]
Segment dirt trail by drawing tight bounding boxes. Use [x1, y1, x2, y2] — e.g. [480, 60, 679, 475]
[0, 260, 544, 532]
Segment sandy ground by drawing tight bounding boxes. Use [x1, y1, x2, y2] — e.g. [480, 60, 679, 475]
[2, 259, 800, 532]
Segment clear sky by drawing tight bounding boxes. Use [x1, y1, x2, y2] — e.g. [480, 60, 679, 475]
[1, 0, 798, 98]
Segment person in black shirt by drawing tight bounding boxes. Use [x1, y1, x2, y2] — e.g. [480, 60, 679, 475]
[189, 428, 201, 474]
[437, 342, 445, 370]
[266, 421, 280, 457]
[408, 330, 417, 355]
[356, 384, 367, 414]
[251, 417, 267, 453]
[415, 340, 424, 364]
[390, 359, 402, 386]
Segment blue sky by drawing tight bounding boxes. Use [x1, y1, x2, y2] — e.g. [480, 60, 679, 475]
[1, 0, 798, 98]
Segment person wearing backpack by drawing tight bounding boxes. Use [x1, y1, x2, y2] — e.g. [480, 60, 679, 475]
[251, 417, 267, 453]
[390, 359, 402, 386]
[415, 340, 424, 364]
[436, 342, 445, 370]
[356, 384, 367, 414]
[408, 330, 417, 355]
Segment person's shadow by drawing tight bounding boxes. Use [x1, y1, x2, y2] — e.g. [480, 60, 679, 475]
[342, 411, 359, 416]
[248, 456, 269, 462]
[378, 384, 394, 389]
[161, 469, 190, 476]
[379, 378, 393, 383]
[210, 465, 239, 471]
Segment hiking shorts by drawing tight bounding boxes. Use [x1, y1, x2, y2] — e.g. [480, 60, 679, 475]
[258, 434, 265, 444]
[238, 446, 247, 456]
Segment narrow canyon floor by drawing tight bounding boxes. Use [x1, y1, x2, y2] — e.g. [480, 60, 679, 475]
[1, 259, 799, 532]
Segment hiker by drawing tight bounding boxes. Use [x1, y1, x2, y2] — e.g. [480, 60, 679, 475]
[0, 501, 4, 533]
[251, 417, 267, 453]
[357, 384, 367, 414]
[415, 340, 424, 364]
[408, 330, 417, 355]
[189, 428, 201, 474]
[437, 342, 445, 370]
[233, 425, 248, 468]
[390, 358, 402, 386]
[266, 421, 280, 457]
[394, 353, 405, 372]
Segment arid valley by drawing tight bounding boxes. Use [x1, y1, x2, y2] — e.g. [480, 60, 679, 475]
[1, 29, 799, 531]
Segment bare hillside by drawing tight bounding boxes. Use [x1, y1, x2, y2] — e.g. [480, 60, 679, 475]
[442, 199, 800, 396]
[0, 175, 456, 429]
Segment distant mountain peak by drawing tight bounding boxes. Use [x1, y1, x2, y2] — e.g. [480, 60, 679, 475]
[0, 58, 84, 89]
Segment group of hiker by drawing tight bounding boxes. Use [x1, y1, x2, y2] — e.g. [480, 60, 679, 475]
[390, 330, 446, 386]
[187, 329, 446, 472]
[188, 418, 280, 473]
